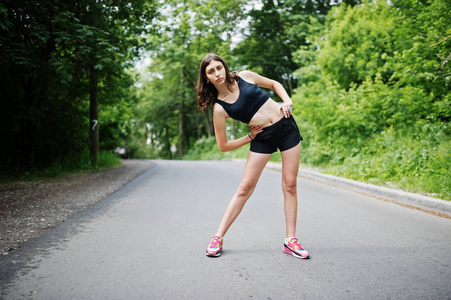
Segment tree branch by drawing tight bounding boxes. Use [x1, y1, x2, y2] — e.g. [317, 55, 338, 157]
[430, 36, 451, 47]
[437, 52, 451, 73]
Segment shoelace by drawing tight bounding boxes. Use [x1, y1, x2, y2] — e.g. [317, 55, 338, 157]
[210, 237, 221, 248]
[290, 238, 302, 250]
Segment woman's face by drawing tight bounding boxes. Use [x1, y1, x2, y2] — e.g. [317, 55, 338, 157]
[205, 59, 226, 86]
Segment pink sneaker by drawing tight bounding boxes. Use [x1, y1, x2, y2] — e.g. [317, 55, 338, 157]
[206, 236, 223, 257]
[283, 237, 309, 259]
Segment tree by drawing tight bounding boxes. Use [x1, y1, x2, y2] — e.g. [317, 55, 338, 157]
[73, 0, 157, 166]
[290, 0, 450, 196]
[0, 0, 87, 171]
[233, 0, 337, 96]
[390, 0, 450, 123]
[315, 2, 397, 90]
[136, 0, 246, 158]
[0, 0, 157, 172]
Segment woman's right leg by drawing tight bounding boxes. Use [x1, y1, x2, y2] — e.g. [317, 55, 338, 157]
[214, 151, 272, 237]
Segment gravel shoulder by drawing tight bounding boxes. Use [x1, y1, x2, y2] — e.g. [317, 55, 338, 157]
[0, 159, 155, 260]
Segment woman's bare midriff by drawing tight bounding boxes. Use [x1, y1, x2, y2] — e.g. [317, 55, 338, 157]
[248, 99, 284, 127]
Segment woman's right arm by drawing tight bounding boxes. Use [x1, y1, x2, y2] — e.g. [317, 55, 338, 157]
[213, 104, 261, 152]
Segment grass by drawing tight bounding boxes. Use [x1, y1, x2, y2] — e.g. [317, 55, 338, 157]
[183, 126, 451, 201]
[324, 129, 451, 200]
[0, 151, 122, 184]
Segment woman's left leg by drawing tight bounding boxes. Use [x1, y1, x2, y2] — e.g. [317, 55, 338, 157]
[280, 141, 301, 238]
[281, 141, 309, 259]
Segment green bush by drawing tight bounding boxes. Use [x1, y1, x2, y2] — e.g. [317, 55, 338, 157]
[98, 151, 122, 169]
[326, 124, 450, 200]
[184, 135, 252, 161]
[185, 0, 451, 201]
[0, 151, 122, 183]
[293, 77, 450, 200]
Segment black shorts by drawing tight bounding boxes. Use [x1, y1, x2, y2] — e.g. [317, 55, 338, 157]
[250, 115, 303, 154]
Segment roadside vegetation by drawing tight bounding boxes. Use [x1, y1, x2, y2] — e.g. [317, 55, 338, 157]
[185, 1, 451, 200]
[0, 151, 121, 183]
[1, 0, 449, 200]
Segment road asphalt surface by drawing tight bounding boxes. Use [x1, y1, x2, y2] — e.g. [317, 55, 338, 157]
[1, 160, 450, 299]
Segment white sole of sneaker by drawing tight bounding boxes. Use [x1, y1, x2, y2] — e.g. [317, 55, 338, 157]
[205, 250, 222, 257]
[283, 245, 309, 259]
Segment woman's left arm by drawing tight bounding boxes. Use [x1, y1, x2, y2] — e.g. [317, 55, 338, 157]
[239, 70, 292, 118]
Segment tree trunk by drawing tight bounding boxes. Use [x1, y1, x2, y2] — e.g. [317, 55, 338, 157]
[89, 66, 99, 167]
[178, 100, 184, 157]
[231, 119, 236, 140]
[178, 72, 185, 157]
[205, 108, 214, 137]
[287, 76, 293, 96]
[20, 78, 36, 171]
[164, 126, 172, 159]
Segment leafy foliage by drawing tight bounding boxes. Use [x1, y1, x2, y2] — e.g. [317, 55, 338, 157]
[0, 0, 157, 173]
[292, 0, 450, 199]
[132, 0, 248, 158]
[1, 0, 449, 200]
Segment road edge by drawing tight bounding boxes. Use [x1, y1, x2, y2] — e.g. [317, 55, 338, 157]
[233, 159, 451, 219]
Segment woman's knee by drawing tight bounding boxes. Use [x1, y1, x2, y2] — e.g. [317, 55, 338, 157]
[236, 179, 256, 198]
[282, 178, 297, 196]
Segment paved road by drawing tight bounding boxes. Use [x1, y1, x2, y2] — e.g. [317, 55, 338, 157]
[1, 160, 450, 299]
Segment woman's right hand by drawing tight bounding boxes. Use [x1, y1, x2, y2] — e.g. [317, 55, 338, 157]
[249, 125, 263, 139]
[278, 102, 293, 118]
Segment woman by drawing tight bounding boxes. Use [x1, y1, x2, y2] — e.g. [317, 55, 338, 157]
[197, 53, 309, 259]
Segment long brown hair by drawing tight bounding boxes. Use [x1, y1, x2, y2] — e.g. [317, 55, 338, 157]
[196, 53, 238, 112]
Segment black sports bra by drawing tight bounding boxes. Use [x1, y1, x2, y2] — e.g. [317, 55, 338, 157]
[216, 78, 270, 124]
